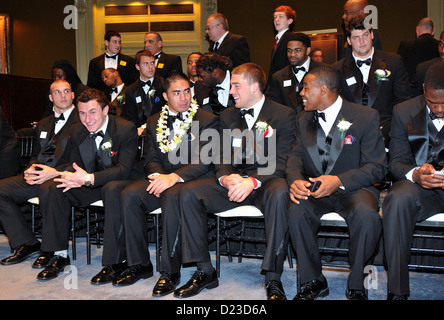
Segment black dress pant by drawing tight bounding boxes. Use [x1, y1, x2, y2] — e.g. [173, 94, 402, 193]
[288, 188, 381, 291]
[382, 180, 444, 295]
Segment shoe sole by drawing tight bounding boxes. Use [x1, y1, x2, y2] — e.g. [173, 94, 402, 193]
[112, 271, 153, 287]
[315, 287, 329, 299]
[174, 279, 219, 298]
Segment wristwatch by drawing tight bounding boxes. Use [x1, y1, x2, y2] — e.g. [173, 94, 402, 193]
[84, 174, 92, 187]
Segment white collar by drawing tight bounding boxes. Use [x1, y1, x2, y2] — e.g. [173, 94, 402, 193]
[276, 28, 288, 40]
[216, 31, 229, 44]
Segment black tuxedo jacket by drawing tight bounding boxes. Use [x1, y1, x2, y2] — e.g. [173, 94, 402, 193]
[267, 29, 292, 85]
[107, 85, 127, 117]
[412, 57, 441, 96]
[31, 108, 80, 168]
[0, 107, 20, 177]
[121, 76, 166, 127]
[193, 79, 235, 115]
[144, 108, 219, 181]
[332, 50, 412, 136]
[209, 32, 250, 68]
[286, 99, 387, 195]
[155, 52, 183, 79]
[266, 60, 328, 113]
[216, 98, 296, 185]
[389, 95, 443, 180]
[87, 53, 138, 93]
[397, 33, 440, 82]
[61, 115, 144, 187]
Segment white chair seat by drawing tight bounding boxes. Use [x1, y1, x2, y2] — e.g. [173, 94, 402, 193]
[149, 208, 162, 214]
[215, 205, 263, 218]
[425, 213, 444, 222]
[89, 200, 104, 207]
[27, 197, 39, 205]
[320, 212, 344, 221]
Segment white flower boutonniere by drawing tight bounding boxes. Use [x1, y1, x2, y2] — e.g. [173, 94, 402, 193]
[101, 139, 113, 156]
[337, 118, 352, 140]
[255, 121, 274, 138]
[148, 88, 156, 98]
[375, 69, 391, 83]
[117, 94, 125, 106]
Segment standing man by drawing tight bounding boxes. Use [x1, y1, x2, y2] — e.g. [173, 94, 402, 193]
[176, 63, 296, 299]
[36, 88, 143, 281]
[332, 15, 411, 145]
[206, 13, 250, 68]
[267, 32, 327, 113]
[144, 32, 183, 79]
[0, 80, 79, 267]
[121, 50, 166, 135]
[382, 62, 444, 300]
[101, 68, 127, 117]
[287, 67, 387, 300]
[267, 5, 296, 88]
[87, 31, 138, 93]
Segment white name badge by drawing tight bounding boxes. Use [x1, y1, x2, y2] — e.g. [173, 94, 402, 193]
[203, 97, 210, 105]
[283, 79, 292, 87]
[232, 138, 242, 148]
[40, 131, 48, 139]
[136, 96, 142, 103]
[346, 77, 357, 86]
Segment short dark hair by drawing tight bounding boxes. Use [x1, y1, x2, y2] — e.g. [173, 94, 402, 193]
[308, 67, 339, 94]
[77, 88, 109, 109]
[287, 32, 311, 48]
[424, 61, 444, 91]
[135, 49, 155, 65]
[345, 14, 371, 38]
[196, 52, 233, 72]
[163, 72, 190, 92]
[105, 30, 121, 41]
[232, 63, 267, 93]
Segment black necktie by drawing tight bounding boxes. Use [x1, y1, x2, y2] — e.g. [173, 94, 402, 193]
[213, 41, 219, 52]
[357, 58, 372, 67]
[239, 108, 254, 119]
[293, 66, 306, 74]
[313, 111, 326, 123]
[105, 54, 117, 60]
[89, 131, 104, 140]
[154, 52, 161, 60]
[54, 113, 65, 123]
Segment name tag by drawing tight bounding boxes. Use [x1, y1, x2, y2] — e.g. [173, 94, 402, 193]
[157, 63, 164, 69]
[120, 60, 127, 66]
[232, 138, 242, 148]
[40, 131, 47, 139]
[136, 96, 142, 103]
[203, 97, 209, 105]
[283, 79, 292, 87]
[346, 77, 357, 86]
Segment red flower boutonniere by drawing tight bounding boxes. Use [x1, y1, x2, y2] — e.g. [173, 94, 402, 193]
[110, 151, 118, 157]
[344, 134, 356, 145]
[255, 121, 274, 138]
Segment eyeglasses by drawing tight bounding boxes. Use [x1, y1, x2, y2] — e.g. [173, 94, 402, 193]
[205, 23, 220, 31]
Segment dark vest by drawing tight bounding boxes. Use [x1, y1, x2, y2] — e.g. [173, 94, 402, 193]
[427, 118, 444, 170]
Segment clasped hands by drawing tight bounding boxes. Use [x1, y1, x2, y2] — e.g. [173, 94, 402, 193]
[221, 174, 255, 203]
[146, 173, 181, 198]
[412, 163, 444, 189]
[290, 175, 342, 204]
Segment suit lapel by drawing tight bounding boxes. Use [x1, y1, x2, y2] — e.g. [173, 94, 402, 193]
[407, 106, 429, 166]
[325, 109, 346, 175]
[303, 112, 324, 174]
[342, 55, 364, 103]
[368, 53, 386, 107]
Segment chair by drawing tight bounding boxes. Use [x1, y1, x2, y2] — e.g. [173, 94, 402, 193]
[214, 205, 293, 277]
[27, 197, 40, 234]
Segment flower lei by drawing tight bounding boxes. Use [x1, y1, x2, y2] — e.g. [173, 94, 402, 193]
[156, 99, 199, 153]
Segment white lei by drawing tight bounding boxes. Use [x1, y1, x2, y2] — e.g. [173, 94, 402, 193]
[156, 99, 199, 153]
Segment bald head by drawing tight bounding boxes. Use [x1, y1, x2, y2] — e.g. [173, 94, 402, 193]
[417, 18, 435, 36]
[342, 0, 369, 24]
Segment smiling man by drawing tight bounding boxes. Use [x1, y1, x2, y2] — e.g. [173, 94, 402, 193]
[35, 88, 144, 281]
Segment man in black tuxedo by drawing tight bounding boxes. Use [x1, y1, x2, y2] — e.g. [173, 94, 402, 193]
[35, 88, 143, 281]
[267, 32, 327, 113]
[0, 80, 79, 267]
[397, 18, 440, 83]
[101, 68, 127, 117]
[87, 31, 138, 93]
[412, 30, 444, 96]
[176, 63, 296, 299]
[186, 51, 202, 97]
[382, 62, 444, 300]
[0, 107, 20, 178]
[266, 5, 296, 88]
[195, 52, 235, 115]
[91, 73, 218, 292]
[332, 15, 411, 145]
[144, 32, 183, 79]
[121, 50, 166, 136]
[206, 13, 250, 68]
[287, 67, 387, 300]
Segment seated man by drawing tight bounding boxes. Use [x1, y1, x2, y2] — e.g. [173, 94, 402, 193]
[287, 67, 387, 300]
[0, 80, 79, 267]
[36, 88, 143, 281]
[176, 63, 296, 299]
[101, 67, 127, 117]
[382, 62, 444, 300]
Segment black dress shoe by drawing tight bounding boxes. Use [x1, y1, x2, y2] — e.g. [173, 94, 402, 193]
[264, 280, 287, 300]
[32, 252, 54, 269]
[0, 243, 41, 265]
[387, 292, 408, 300]
[293, 278, 329, 300]
[112, 263, 153, 286]
[152, 272, 181, 297]
[346, 289, 368, 300]
[37, 255, 70, 281]
[174, 269, 218, 298]
[91, 262, 127, 285]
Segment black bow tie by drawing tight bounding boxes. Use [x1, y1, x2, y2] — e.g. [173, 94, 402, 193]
[430, 112, 441, 121]
[89, 131, 104, 140]
[141, 80, 152, 88]
[357, 58, 372, 67]
[54, 113, 65, 123]
[168, 113, 183, 124]
[293, 66, 306, 74]
[110, 88, 118, 94]
[105, 54, 118, 60]
[313, 111, 326, 122]
[239, 108, 254, 119]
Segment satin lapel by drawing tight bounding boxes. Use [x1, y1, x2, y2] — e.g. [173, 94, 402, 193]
[304, 112, 324, 174]
[53, 111, 78, 164]
[284, 69, 299, 109]
[407, 106, 429, 166]
[325, 110, 346, 175]
[343, 55, 363, 103]
[78, 132, 95, 172]
[101, 116, 116, 168]
[367, 54, 386, 107]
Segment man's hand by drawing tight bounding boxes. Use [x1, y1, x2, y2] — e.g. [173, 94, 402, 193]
[289, 179, 311, 204]
[226, 176, 255, 203]
[289, 175, 342, 204]
[24, 164, 60, 185]
[412, 163, 444, 189]
[146, 173, 181, 198]
[54, 162, 88, 192]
